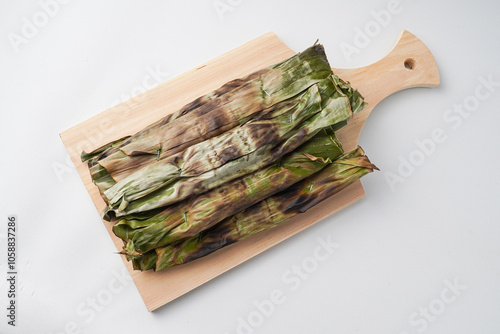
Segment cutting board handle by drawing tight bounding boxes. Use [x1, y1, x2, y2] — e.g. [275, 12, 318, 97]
[334, 30, 440, 150]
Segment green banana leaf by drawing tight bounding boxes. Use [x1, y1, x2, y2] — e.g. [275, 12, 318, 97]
[133, 146, 377, 271]
[115, 127, 344, 256]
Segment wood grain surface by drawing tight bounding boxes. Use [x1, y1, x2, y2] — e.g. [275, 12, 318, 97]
[60, 30, 439, 311]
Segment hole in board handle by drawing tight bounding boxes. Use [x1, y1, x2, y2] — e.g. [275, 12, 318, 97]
[404, 58, 416, 70]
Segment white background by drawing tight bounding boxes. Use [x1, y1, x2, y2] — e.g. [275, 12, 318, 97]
[1, 0, 499, 333]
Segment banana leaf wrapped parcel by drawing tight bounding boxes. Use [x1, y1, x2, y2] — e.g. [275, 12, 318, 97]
[79, 43, 375, 272]
[114, 128, 344, 256]
[131, 146, 378, 271]
[82, 44, 365, 214]
[101, 75, 364, 218]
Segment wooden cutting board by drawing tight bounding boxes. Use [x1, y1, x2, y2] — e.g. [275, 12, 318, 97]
[60, 30, 439, 311]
